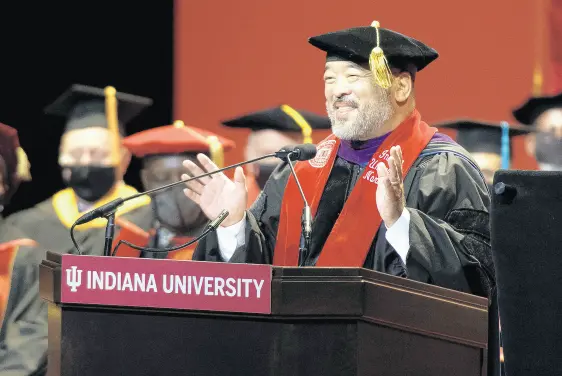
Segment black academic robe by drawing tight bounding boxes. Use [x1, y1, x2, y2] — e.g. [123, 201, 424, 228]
[7, 184, 151, 256]
[0, 218, 47, 375]
[194, 140, 495, 298]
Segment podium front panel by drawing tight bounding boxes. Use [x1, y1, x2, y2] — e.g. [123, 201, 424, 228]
[41, 253, 488, 376]
[357, 322, 483, 376]
[58, 307, 358, 376]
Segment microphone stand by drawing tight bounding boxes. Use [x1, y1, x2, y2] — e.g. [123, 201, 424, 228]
[71, 154, 277, 256]
[71, 144, 316, 256]
[103, 211, 117, 257]
[286, 155, 312, 266]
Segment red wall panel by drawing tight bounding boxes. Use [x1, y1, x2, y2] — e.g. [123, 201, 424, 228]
[175, 0, 540, 169]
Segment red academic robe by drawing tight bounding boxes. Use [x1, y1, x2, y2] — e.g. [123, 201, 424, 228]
[0, 238, 37, 321]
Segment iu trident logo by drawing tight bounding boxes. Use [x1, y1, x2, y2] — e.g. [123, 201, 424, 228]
[66, 266, 83, 292]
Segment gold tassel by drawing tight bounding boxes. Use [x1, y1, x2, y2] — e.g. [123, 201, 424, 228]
[104, 86, 121, 166]
[174, 120, 225, 167]
[532, 0, 545, 96]
[532, 66, 543, 96]
[16, 147, 31, 181]
[368, 21, 393, 89]
[207, 136, 224, 168]
[280, 104, 313, 144]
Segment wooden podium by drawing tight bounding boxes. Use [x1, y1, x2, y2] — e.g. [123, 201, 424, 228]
[40, 251, 488, 376]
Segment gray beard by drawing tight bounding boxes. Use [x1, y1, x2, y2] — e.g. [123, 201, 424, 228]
[327, 95, 393, 141]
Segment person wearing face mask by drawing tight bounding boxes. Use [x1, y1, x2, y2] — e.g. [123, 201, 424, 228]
[221, 105, 331, 206]
[0, 122, 48, 374]
[436, 119, 534, 191]
[184, 21, 495, 298]
[7, 84, 152, 256]
[112, 120, 235, 260]
[512, 92, 562, 171]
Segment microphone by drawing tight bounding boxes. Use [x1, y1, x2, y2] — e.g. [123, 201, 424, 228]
[275, 144, 317, 161]
[206, 209, 230, 231]
[283, 148, 316, 266]
[74, 144, 318, 226]
[74, 198, 125, 225]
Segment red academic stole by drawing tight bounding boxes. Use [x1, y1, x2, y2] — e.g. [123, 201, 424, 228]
[113, 218, 195, 260]
[0, 238, 37, 321]
[273, 110, 436, 267]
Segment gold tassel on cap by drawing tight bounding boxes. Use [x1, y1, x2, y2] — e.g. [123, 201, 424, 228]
[280, 105, 313, 144]
[368, 20, 393, 89]
[175, 120, 225, 167]
[532, 0, 545, 96]
[104, 86, 121, 167]
[532, 66, 543, 96]
[207, 136, 224, 168]
[173, 120, 185, 128]
[16, 147, 31, 181]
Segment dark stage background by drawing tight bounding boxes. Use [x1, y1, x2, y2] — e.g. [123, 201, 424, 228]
[0, 2, 174, 216]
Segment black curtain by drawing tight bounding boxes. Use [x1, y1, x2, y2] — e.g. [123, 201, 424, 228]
[0, 1, 174, 215]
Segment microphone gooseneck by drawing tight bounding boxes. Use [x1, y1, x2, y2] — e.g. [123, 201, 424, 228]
[111, 209, 230, 256]
[74, 144, 319, 229]
[70, 144, 318, 256]
[73, 154, 277, 230]
[284, 148, 316, 266]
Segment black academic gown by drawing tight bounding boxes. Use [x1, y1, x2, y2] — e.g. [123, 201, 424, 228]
[7, 184, 150, 256]
[194, 139, 495, 297]
[0, 218, 48, 375]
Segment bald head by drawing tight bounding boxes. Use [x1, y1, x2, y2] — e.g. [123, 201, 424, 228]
[245, 129, 300, 161]
[525, 107, 562, 170]
[244, 129, 300, 187]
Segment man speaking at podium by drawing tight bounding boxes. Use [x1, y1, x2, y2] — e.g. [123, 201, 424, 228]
[184, 21, 494, 297]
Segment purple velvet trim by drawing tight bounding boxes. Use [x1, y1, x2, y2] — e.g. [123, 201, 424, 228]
[432, 132, 455, 144]
[337, 132, 455, 166]
[337, 133, 390, 165]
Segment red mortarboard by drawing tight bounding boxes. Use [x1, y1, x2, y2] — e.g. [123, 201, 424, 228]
[122, 121, 236, 167]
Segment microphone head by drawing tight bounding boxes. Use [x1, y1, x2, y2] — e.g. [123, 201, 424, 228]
[291, 144, 317, 161]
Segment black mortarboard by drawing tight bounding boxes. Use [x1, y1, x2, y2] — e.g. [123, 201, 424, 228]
[436, 119, 532, 155]
[309, 20, 438, 88]
[222, 105, 331, 144]
[44, 84, 153, 134]
[512, 92, 562, 125]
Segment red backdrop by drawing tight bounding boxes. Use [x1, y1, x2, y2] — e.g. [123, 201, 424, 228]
[548, 0, 562, 93]
[174, 0, 545, 169]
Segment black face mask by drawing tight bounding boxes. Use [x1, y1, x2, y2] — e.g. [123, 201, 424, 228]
[152, 186, 205, 233]
[153, 188, 188, 232]
[535, 133, 562, 170]
[63, 166, 116, 203]
[255, 163, 279, 190]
